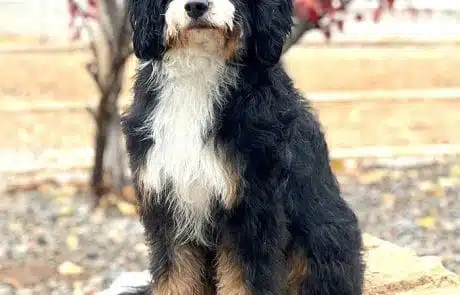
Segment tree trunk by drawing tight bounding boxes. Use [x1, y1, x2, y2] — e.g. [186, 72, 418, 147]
[283, 18, 317, 54]
[91, 53, 131, 205]
[87, 0, 132, 207]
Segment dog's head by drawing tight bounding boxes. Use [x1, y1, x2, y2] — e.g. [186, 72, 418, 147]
[129, 0, 293, 66]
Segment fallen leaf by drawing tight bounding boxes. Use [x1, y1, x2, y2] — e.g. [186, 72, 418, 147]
[117, 201, 137, 216]
[357, 170, 386, 184]
[451, 164, 460, 177]
[438, 177, 457, 188]
[58, 206, 75, 217]
[389, 170, 403, 180]
[330, 159, 359, 174]
[417, 216, 436, 229]
[1, 277, 22, 289]
[56, 185, 77, 198]
[330, 159, 346, 173]
[58, 261, 84, 276]
[381, 193, 395, 208]
[134, 243, 149, 253]
[418, 181, 445, 198]
[66, 234, 79, 250]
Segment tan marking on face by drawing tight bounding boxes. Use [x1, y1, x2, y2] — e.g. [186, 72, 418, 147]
[216, 247, 251, 295]
[286, 249, 309, 294]
[153, 245, 208, 295]
[166, 28, 240, 60]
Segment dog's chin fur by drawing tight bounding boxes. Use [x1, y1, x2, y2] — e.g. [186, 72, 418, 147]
[123, 0, 364, 294]
[165, 27, 240, 60]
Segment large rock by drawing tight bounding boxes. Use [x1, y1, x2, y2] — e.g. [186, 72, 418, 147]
[99, 234, 460, 295]
[362, 234, 460, 295]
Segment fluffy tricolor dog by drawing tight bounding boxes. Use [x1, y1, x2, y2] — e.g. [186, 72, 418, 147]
[121, 0, 364, 294]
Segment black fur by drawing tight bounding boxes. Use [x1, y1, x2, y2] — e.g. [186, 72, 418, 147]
[121, 0, 364, 294]
[129, 0, 167, 60]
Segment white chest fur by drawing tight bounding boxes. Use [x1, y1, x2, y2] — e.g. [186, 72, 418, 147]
[139, 49, 236, 244]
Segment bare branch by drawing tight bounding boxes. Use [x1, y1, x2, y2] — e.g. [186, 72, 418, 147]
[86, 106, 98, 121]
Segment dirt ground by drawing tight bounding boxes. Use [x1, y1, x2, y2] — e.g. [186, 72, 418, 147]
[1, 45, 460, 150]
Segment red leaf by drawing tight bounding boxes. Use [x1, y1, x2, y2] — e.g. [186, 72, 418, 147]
[373, 8, 383, 23]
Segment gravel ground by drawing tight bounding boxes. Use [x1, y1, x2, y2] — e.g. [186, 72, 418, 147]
[0, 155, 459, 294]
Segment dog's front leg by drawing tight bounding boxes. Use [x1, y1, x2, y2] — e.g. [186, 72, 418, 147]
[149, 242, 210, 295]
[217, 201, 288, 295]
[141, 203, 212, 295]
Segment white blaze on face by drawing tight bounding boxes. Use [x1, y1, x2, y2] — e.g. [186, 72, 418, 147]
[165, 0, 236, 38]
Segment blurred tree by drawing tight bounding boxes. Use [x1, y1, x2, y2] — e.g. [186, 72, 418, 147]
[67, 0, 405, 205]
[68, 0, 132, 206]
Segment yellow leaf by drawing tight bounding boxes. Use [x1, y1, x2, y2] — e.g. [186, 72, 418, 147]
[66, 234, 79, 250]
[58, 261, 84, 276]
[389, 170, 403, 180]
[381, 193, 395, 208]
[417, 216, 436, 229]
[419, 181, 445, 198]
[358, 170, 386, 184]
[451, 165, 460, 177]
[419, 181, 433, 191]
[438, 177, 457, 188]
[117, 201, 137, 216]
[56, 185, 77, 198]
[331, 159, 358, 174]
[58, 206, 75, 217]
[330, 159, 346, 173]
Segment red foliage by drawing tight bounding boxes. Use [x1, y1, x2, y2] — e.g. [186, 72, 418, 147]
[67, 0, 99, 40]
[293, 0, 400, 39]
[67, 0, 410, 41]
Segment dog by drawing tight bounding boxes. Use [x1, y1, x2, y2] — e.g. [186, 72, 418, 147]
[121, 0, 364, 294]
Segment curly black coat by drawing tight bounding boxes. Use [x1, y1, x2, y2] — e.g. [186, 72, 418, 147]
[121, 0, 364, 294]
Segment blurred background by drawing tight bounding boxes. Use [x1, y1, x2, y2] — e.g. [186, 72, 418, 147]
[0, 0, 459, 294]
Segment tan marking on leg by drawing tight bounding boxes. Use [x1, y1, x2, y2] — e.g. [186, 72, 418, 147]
[286, 249, 309, 295]
[216, 247, 251, 295]
[153, 245, 207, 295]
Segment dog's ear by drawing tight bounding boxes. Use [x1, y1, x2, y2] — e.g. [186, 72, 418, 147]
[252, 0, 293, 67]
[128, 0, 165, 60]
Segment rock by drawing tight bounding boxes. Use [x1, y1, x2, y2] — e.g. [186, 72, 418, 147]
[398, 288, 460, 295]
[97, 234, 460, 295]
[362, 234, 460, 295]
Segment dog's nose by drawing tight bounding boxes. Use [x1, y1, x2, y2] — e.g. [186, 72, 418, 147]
[184, 0, 209, 19]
